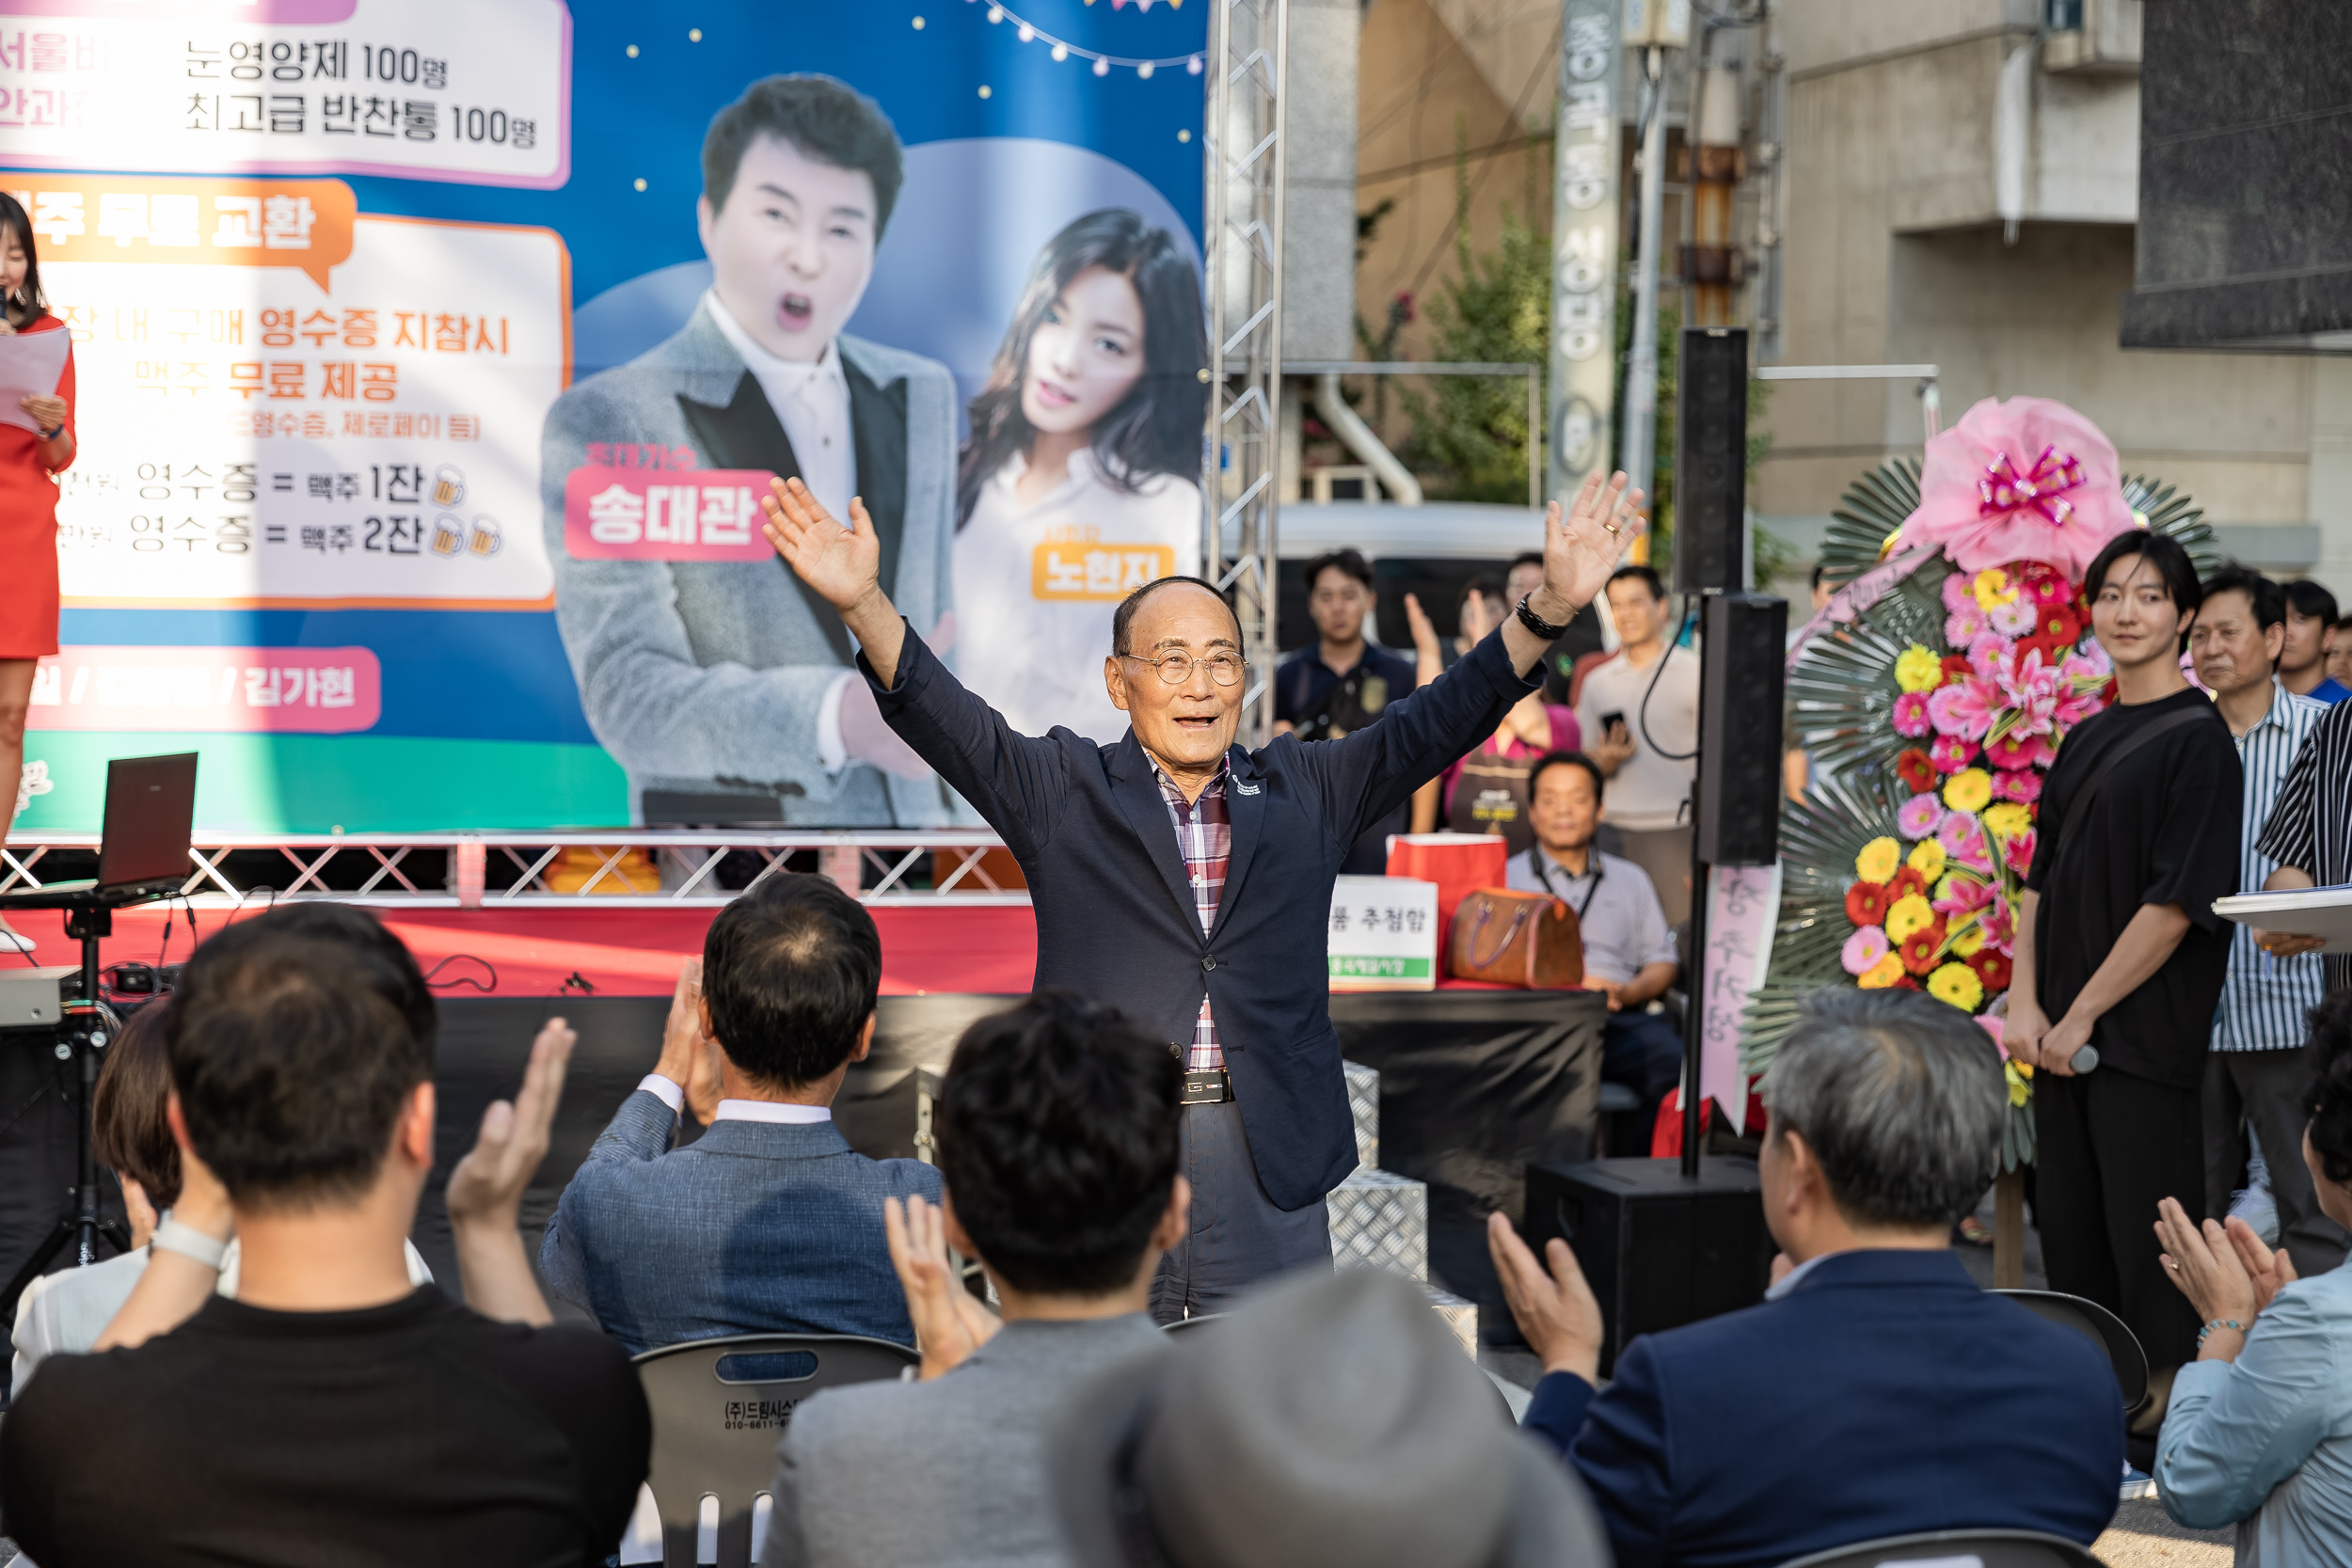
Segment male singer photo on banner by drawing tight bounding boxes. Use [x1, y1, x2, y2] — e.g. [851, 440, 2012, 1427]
[0, 193, 75, 956]
[541, 73, 955, 828]
[759, 464, 1645, 1318]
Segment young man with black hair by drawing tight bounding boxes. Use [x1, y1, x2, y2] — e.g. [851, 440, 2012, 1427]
[1573, 562, 1699, 924]
[0, 904, 648, 1568]
[2280, 578, 2348, 704]
[544, 71, 959, 827]
[1507, 751, 1683, 1132]
[2009, 531, 2243, 1453]
[1274, 546, 1421, 872]
[761, 990, 1187, 1568]
[542, 873, 941, 1353]
[2186, 565, 2343, 1277]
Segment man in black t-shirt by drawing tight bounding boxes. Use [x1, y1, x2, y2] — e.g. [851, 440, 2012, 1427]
[2010, 532, 2242, 1445]
[0, 905, 649, 1568]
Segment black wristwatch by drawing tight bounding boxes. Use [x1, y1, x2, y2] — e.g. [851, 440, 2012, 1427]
[1514, 593, 1572, 641]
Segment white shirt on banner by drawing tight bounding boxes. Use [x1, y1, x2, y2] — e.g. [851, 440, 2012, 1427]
[954, 449, 1201, 744]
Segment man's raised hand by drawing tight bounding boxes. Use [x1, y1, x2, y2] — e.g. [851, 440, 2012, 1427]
[762, 476, 882, 616]
[1542, 469, 1645, 616]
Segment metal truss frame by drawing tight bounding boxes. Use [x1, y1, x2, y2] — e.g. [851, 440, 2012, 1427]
[0, 832, 1029, 908]
[1202, 0, 1288, 741]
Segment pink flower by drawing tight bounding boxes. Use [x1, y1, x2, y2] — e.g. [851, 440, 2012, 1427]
[1993, 769, 2042, 803]
[1931, 734, 1979, 773]
[2026, 573, 2075, 610]
[1937, 809, 1984, 853]
[1989, 595, 2037, 636]
[2064, 642, 2110, 680]
[1841, 926, 1892, 976]
[1934, 874, 1994, 917]
[1899, 793, 1946, 838]
[1977, 1013, 2007, 1053]
[1968, 633, 2012, 680]
[1979, 896, 2016, 957]
[1891, 690, 1932, 737]
[1941, 571, 1975, 615]
[1926, 680, 1995, 741]
[1945, 606, 1988, 645]
[2002, 830, 2038, 873]
[1983, 730, 2054, 770]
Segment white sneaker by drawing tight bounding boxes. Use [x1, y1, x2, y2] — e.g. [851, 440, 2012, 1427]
[0, 916, 34, 954]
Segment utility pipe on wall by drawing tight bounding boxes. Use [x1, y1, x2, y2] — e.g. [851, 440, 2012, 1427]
[1312, 372, 1423, 505]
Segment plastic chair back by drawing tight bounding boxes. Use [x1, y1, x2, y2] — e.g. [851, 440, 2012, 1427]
[632, 1331, 917, 1568]
[1775, 1528, 2105, 1568]
[1992, 1288, 2150, 1413]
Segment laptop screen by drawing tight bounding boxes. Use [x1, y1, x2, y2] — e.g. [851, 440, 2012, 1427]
[96, 753, 199, 891]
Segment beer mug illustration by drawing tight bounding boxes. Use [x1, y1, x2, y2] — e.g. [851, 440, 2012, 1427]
[433, 465, 466, 508]
[468, 516, 503, 558]
[430, 515, 466, 555]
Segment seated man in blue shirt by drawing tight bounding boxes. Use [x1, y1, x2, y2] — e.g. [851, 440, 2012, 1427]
[1506, 751, 1683, 1134]
[1274, 546, 1422, 873]
[541, 874, 941, 1353]
[1489, 986, 2124, 1568]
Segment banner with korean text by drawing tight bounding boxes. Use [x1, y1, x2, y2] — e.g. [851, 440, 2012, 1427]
[8, 0, 1209, 832]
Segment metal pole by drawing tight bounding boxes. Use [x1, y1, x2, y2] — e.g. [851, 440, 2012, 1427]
[1622, 46, 1668, 502]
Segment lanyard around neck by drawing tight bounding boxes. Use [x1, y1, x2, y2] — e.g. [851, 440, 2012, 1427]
[1530, 847, 1602, 920]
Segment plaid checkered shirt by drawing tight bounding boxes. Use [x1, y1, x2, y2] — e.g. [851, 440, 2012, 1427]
[1153, 757, 1231, 1071]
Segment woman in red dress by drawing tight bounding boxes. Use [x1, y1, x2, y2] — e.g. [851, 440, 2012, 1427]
[0, 194, 76, 953]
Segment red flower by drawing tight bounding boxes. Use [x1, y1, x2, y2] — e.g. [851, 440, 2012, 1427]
[1897, 749, 1938, 793]
[1940, 654, 1974, 683]
[1899, 922, 1947, 976]
[2015, 633, 2074, 673]
[2036, 604, 2082, 645]
[2100, 675, 2119, 705]
[1888, 865, 1931, 904]
[1891, 975, 1920, 990]
[1846, 881, 1891, 925]
[1966, 948, 2012, 992]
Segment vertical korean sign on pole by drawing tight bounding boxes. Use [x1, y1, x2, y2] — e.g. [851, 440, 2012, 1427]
[1548, 0, 1620, 506]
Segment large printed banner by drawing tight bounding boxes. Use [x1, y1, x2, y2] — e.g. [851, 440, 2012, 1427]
[9, 0, 1211, 832]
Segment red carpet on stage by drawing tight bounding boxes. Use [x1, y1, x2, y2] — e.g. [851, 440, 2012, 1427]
[2, 904, 1043, 998]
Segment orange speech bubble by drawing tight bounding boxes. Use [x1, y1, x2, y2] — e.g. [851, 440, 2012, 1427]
[0, 175, 356, 291]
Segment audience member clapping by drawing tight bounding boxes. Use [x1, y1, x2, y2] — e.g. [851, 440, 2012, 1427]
[1490, 986, 2124, 1567]
[540, 873, 944, 1353]
[1052, 1266, 1609, 1568]
[0, 903, 647, 1568]
[2155, 986, 2352, 1556]
[763, 990, 1186, 1568]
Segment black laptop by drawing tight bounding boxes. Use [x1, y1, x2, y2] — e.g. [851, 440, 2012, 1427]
[0, 752, 198, 909]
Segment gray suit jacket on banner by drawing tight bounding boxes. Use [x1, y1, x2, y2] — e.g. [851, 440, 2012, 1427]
[541, 300, 959, 825]
[763, 1314, 1169, 1568]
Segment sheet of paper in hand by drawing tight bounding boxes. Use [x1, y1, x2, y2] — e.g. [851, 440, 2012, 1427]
[2214, 886, 2352, 954]
[0, 326, 71, 434]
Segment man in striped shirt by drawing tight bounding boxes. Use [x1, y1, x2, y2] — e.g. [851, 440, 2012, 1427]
[2256, 691, 2352, 1001]
[2188, 566, 2343, 1275]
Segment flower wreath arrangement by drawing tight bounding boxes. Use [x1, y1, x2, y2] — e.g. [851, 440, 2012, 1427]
[1744, 397, 2217, 1168]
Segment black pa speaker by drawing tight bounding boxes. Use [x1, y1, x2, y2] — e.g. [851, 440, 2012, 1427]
[1672, 326, 1748, 595]
[1696, 592, 1788, 866]
[1522, 1157, 1772, 1376]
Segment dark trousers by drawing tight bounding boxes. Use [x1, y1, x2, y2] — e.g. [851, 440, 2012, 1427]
[2034, 1067, 2204, 1372]
[1150, 1099, 1331, 1324]
[1603, 1008, 1685, 1132]
[2203, 1048, 2352, 1280]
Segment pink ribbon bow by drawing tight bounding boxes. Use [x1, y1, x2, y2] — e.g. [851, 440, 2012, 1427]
[1978, 445, 2086, 529]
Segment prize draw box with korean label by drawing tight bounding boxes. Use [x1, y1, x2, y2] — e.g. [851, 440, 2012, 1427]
[1327, 875, 1439, 992]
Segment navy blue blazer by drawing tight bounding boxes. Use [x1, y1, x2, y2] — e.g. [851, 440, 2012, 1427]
[868, 623, 1537, 1210]
[1523, 1249, 2124, 1568]
[539, 1090, 941, 1354]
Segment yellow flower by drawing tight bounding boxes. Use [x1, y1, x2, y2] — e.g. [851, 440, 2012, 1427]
[1856, 836, 1901, 884]
[1943, 768, 1993, 815]
[1906, 838, 1947, 881]
[1927, 962, 1984, 1012]
[1885, 894, 1936, 942]
[2005, 1060, 2031, 1105]
[1857, 954, 1907, 990]
[1972, 567, 2017, 610]
[1950, 923, 1986, 958]
[1894, 644, 1945, 693]
[1982, 801, 2031, 840]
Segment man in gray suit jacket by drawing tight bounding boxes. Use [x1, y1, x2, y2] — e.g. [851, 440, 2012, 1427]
[542, 73, 957, 826]
[540, 875, 940, 1354]
[764, 992, 1186, 1568]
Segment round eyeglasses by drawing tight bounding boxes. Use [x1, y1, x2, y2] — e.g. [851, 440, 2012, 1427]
[1121, 651, 1248, 687]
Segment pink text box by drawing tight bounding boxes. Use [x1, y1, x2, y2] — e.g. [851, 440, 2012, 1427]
[564, 467, 776, 562]
[28, 646, 382, 733]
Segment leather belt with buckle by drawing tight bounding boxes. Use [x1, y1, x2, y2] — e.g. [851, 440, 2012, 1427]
[1180, 1069, 1232, 1105]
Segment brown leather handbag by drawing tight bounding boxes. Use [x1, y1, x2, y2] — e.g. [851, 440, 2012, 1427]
[1447, 887, 1585, 989]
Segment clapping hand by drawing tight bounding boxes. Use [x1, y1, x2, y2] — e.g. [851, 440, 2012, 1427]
[885, 1193, 1000, 1380]
[653, 960, 725, 1125]
[2154, 1196, 2260, 1357]
[1486, 1211, 1604, 1384]
[2224, 1212, 2298, 1315]
[1541, 470, 1645, 616]
[447, 1017, 574, 1230]
[1402, 593, 1442, 662]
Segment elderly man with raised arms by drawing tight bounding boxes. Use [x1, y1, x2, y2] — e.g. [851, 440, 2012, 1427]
[762, 469, 1643, 1319]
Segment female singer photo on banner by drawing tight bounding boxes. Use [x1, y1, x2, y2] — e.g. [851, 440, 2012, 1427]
[950, 208, 1208, 745]
[0, 192, 75, 955]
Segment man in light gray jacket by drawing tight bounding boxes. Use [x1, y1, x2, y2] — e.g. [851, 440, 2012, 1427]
[763, 992, 1186, 1568]
[542, 73, 957, 826]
